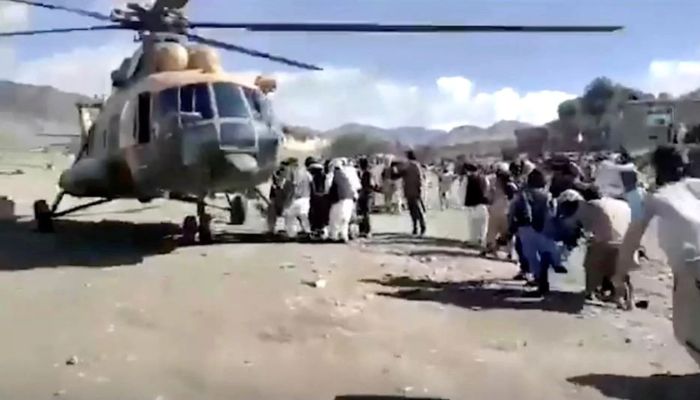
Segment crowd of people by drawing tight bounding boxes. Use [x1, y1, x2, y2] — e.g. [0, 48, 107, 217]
[266, 145, 699, 309]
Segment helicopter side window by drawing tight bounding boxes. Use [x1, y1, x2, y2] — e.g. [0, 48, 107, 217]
[213, 82, 249, 119]
[180, 84, 214, 119]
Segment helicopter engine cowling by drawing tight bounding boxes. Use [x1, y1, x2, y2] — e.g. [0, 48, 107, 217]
[154, 42, 189, 72]
[59, 156, 134, 197]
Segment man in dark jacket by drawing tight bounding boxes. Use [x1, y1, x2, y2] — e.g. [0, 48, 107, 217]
[464, 163, 490, 247]
[509, 169, 565, 296]
[402, 151, 426, 236]
[357, 157, 378, 238]
[267, 162, 291, 234]
[307, 159, 330, 239]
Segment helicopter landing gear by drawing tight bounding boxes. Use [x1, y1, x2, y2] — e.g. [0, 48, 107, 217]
[197, 200, 213, 244]
[226, 193, 247, 226]
[32, 192, 110, 234]
[33, 200, 54, 233]
[181, 200, 213, 245]
[181, 215, 198, 244]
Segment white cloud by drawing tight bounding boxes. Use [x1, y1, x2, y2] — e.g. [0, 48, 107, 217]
[0, 2, 30, 30]
[0, 2, 30, 79]
[11, 39, 135, 95]
[646, 59, 700, 96]
[270, 69, 574, 130]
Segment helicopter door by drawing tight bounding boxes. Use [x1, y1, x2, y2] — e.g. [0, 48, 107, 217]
[137, 92, 152, 144]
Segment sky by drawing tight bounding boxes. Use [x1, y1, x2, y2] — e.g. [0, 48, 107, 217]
[2, 0, 700, 130]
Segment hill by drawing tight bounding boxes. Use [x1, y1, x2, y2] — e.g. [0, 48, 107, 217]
[321, 120, 529, 148]
[0, 80, 90, 147]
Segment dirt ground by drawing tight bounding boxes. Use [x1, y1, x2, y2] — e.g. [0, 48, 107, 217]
[0, 152, 699, 400]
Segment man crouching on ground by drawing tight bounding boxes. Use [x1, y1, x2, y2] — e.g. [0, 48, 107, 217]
[562, 187, 634, 308]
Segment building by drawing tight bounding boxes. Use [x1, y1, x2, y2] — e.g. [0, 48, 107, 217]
[615, 98, 700, 153]
[514, 127, 550, 157]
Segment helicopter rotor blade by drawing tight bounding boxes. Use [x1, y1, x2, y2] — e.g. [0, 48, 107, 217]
[1, 0, 112, 21]
[0, 25, 127, 37]
[186, 33, 322, 71]
[187, 22, 623, 33]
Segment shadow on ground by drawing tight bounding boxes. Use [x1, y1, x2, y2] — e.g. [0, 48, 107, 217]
[0, 219, 181, 270]
[568, 373, 700, 400]
[335, 396, 448, 400]
[361, 275, 585, 314]
[0, 219, 338, 270]
[368, 232, 474, 250]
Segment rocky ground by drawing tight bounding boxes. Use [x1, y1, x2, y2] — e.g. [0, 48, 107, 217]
[0, 152, 698, 400]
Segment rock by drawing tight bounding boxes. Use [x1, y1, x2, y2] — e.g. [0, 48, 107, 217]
[402, 386, 414, 393]
[65, 356, 78, 366]
[84, 283, 92, 288]
[578, 340, 585, 347]
[243, 360, 253, 366]
[280, 262, 296, 269]
[485, 268, 493, 273]
[470, 306, 482, 311]
[313, 279, 327, 289]
[625, 337, 632, 344]
[363, 293, 375, 301]
[53, 390, 67, 397]
[635, 300, 650, 309]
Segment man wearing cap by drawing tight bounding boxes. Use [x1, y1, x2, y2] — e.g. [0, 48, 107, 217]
[327, 159, 355, 242]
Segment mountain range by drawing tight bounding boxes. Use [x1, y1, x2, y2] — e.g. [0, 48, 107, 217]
[0, 79, 527, 149]
[0, 80, 92, 148]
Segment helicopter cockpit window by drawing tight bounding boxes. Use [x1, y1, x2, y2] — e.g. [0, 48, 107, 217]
[241, 87, 263, 119]
[156, 88, 179, 117]
[180, 84, 214, 119]
[213, 82, 249, 119]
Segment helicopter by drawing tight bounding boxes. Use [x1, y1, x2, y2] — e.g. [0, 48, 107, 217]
[0, 0, 623, 242]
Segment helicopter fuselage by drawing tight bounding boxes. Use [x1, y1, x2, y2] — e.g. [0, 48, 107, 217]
[58, 70, 283, 201]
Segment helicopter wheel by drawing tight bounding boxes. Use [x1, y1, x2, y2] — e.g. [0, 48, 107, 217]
[228, 195, 247, 226]
[33, 200, 54, 233]
[198, 213, 213, 244]
[181, 215, 198, 245]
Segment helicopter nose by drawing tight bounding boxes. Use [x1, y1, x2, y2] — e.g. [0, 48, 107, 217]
[223, 152, 259, 173]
